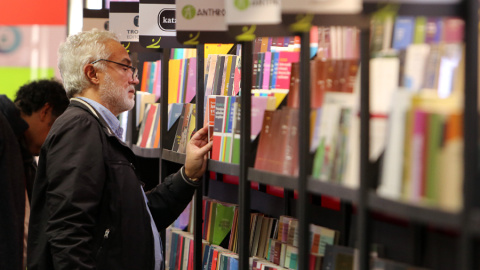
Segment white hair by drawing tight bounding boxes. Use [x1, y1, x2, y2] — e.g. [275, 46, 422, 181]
[58, 29, 120, 98]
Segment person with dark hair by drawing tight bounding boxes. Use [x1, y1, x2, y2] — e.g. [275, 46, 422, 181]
[0, 79, 69, 270]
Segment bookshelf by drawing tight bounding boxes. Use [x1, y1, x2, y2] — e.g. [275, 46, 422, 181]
[117, 0, 479, 269]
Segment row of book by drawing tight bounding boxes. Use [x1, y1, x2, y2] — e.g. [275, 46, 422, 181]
[171, 103, 197, 153]
[252, 36, 301, 55]
[252, 51, 300, 90]
[166, 227, 427, 270]
[204, 54, 241, 97]
[312, 26, 360, 61]
[370, 11, 464, 56]
[168, 57, 197, 104]
[287, 58, 359, 110]
[136, 103, 161, 148]
[378, 91, 463, 212]
[206, 95, 277, 163]
[169, 197, 340, 270]
[139, 60, 161, 101]
[254, 107, 300, 177]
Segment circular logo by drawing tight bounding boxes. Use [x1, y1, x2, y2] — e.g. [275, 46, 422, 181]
[234, 0, 250, 10]
[182, 5, 196, 20]
[134, 15, 139, 27]
[0, 26, 22, 53]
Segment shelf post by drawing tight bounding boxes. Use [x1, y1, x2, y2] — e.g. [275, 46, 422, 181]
[239, 41, 253, 270]
[460, 0, 479, 269]
[357, 26, 371, 270]
[297, 30, 312, 270]
[159, 48, 170, 182]
[193, 44, 205, 270]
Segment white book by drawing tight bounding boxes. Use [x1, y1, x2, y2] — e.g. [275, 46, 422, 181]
[404, 44, 431, 91]
[378, 90, 413, 199]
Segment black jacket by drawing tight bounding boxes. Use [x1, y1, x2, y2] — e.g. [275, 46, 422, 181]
[0, 95, 35, 270]
[27, 98, 197, 270]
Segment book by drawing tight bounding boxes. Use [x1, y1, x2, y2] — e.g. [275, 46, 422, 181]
[168, 103, 185, 131]
[177, 103, 195, 154]
[135, 91, 156, 127]
[211, 96, 227, 161]
[409, 109, 428, 202]
[425, 17, 442, 44]
[231, 100, 242, 164]
[392, 16, 415, 51]
[251, 96, 270, 141]
[321, 244, 354, 270]
[403, 44, 431, 91]
[185, 57, 197, 103]
[378, 90, 413, 200]
[222, 96, 237, 163]
[275, 51, 300, 89]
[168, 59, 181, 104]
[145, 104, 160, 148]
[171, 104, 186, 152]
[211, 202, 237, 248]
[254, 110, 275, 171]
[136, 103, 157, 148]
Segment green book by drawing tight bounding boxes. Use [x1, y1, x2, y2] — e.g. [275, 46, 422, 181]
[212, 203, 237, 248]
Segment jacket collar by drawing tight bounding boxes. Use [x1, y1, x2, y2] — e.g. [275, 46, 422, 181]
[70, 98, 116, 137]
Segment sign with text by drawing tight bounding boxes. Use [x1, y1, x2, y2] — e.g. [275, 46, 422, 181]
[225, 0, 281, 25]
[109, 2, 140, 42]
[139, 0, 192, 48]
[176, 0, 227, 31]
[282, 0, 362, 14]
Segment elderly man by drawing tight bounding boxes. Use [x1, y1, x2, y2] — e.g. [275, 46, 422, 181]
[27, 29, 212, 270]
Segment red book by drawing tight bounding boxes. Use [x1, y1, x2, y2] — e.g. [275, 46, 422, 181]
[188, 238, 194, 270]
[176, 234, 184, 269]
[275, 51, 300, 89]
[254, 110, 275, 171]
[211, 96, 226, 161]
[210, 249, 219, 270]
[139, 103, 157, 148]
[286, 62, 300, 108]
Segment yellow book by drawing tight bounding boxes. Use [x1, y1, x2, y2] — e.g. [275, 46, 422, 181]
[168, 59, 181, 104]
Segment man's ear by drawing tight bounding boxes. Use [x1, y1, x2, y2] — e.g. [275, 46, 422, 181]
[85, 64, 100, 85]
[39, 103, 52, 123]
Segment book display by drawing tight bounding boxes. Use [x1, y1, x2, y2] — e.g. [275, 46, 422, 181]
[100, 0, 479, 269]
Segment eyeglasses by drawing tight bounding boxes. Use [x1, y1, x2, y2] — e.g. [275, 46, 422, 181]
[90, 59, 138, 80]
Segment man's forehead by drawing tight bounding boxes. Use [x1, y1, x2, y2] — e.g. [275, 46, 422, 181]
[107, 40, 131, 62]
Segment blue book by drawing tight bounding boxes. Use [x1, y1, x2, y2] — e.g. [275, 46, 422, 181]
[270, 52, 280, 89]
[229, 256, 239, 270]
[392, 16, 415, 50]
[168, 103, 184, 131]
[202, 245, 211, 269]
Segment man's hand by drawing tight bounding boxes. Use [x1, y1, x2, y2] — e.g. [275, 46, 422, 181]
[184, 125, 213, 180]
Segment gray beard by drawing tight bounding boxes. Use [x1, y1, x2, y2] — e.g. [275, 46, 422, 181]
[99, 74, 135, 115]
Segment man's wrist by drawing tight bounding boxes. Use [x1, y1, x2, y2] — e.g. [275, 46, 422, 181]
[181, 166, 199, 182]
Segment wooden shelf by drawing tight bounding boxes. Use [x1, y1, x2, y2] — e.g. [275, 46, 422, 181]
[368, 191, 461, 229]
[208, 160, 240, 176]
[307, 177, 358, 203]
[131, 144, 161, 158]
[162, 149, 186, 164]
[248, 168, 298, 190]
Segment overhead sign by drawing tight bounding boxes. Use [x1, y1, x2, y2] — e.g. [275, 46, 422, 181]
[176, 0, 227, 31]
[139, 0, 193, 48]
[109, 2, 140, 42]
[225, 0, 281, 25]
[282, 0, 362, 14]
